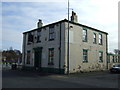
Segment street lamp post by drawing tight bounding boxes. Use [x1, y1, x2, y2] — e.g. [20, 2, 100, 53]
[67, 0, 70, 75]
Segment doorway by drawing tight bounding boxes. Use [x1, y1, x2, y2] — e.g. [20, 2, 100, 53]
[34, 47, 42, 71]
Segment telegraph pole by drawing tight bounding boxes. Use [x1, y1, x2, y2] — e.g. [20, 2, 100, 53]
[67, 0, 70, 75]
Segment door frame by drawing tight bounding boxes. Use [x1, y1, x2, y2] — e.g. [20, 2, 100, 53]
[33, 47, 43, 70]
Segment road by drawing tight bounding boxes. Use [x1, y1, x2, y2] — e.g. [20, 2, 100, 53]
[2, 67, 120, 88]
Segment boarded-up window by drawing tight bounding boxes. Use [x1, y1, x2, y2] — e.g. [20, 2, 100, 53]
[69, 30, 73, 43]
[28, 33, 34, 44]
[37, 30, 41, 43]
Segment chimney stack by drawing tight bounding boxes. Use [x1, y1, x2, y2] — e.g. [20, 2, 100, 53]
[71, 11, 78, 23]
[37, 19, 43, 28]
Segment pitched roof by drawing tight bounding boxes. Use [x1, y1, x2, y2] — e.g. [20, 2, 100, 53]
[23, 19, 108, 35]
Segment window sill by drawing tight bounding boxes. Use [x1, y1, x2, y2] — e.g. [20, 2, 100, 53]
[27, 42, 33, 45]
[93, 42, 97, 44]
[27, 43, 32, 45]
[99, 43, 103, 45]
[82, 61, 88, 63]
[82, 40, 87, 42]
[36, 41, 41, 43]
[99, 61, 103, 63]
[49, 39, 54, 41]
[48, 63, 54, 65]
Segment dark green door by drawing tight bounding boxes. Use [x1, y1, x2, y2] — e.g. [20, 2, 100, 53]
[34, 48, 42, 70]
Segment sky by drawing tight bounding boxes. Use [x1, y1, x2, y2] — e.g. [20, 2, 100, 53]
[1, 0, 119, 53]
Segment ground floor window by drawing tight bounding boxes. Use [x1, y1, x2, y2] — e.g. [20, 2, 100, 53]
[113, 56, 118, 63]
[99, 51, 103, 62]
[83, 49, 88, 63]
[48, 48, 54, 65]
[26, 51, 30, 64]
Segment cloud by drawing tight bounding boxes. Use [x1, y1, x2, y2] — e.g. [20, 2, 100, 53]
[1, 0, 67, 2]
[2, 2, 68, 51]
[2, 28, 22, 43]
[70, 0, 119, 52]
[1, 1, 119, 52]
[2, 28, 23, 51]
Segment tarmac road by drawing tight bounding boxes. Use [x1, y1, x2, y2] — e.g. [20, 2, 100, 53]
[2, 67, 120, 88]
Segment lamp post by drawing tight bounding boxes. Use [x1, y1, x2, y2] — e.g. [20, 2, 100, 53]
[67, 0, 70, 75]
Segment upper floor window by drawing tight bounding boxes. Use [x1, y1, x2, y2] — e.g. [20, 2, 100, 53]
[27, 32, 34, 45]
[83, 49, 88, 63]
[37, 30, 41, 43]
[48, 48, 54, 65]
[99, 34, 102, 45]
[93, 33, 97, 44]
[99, 51, 103, 62]
[82, 28, 87, 42]
[49, 25, 55, 41]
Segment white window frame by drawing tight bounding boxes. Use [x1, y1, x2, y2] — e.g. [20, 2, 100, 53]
[83, 49, 88, 63]
[99, 34, 102, 45]
[82, 28, 87, 42]
[99, 51, 103, 63]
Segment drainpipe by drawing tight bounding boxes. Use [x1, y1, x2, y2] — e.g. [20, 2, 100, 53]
[106, 34, 108, 69]
[22, 33, 26, 68]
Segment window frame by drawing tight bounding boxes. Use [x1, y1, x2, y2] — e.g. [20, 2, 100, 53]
[49, 25, 55, 41]
[48, 48, 54, 65]
[27, 32, 34, 45]
[99, 51, 103, 63]
[82, 28, 87, 42]
[93, 33, 97, 44]
[37, 30, 41, 43]
[99, 33, 102, 45]
[83, 49, 88, 63]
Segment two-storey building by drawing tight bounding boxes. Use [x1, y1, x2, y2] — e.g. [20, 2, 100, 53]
[22, 11, 108, 74]
[107, 53, 120, 69]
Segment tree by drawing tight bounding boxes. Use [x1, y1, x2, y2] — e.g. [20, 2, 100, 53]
[2, 49, 22, 63]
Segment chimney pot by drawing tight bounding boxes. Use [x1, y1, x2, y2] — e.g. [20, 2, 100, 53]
[37, 19, 43, 28]
[71, 11, 78, 23]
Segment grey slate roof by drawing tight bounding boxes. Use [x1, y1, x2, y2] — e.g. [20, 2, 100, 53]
[23, 19, 108, 35]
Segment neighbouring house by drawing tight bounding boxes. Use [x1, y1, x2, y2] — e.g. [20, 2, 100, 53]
[2, 49, 22, 64]
[0, 51, 2, 63]
[14, 49, 22, 64]
[107, 53, 120, 69]
[22, 11, 108, 74]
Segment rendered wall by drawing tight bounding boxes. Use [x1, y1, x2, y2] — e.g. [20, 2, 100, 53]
[64, 22, 107, 73]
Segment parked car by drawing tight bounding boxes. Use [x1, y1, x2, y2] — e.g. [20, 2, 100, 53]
[110, 64, 120, 73]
